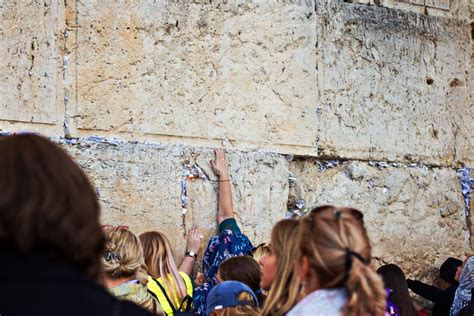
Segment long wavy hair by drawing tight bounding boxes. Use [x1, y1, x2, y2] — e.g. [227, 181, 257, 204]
[261, 219, 301, 315]
[294, 205, 386, 316]
[139, 231, 187, 308]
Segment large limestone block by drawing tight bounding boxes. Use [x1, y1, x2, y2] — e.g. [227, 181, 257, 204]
[289, 159, 469, 279]
[0, 1, 60, 124]
[348, 1, 472, 22]
[62, 138, 289, 262]
[69, 1, 317, 154]
[315, 1, 472, 166]
[380, 0, 472, 22]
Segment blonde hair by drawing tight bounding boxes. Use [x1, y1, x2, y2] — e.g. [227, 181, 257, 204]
[139, 231, 187, 308]
[250, 243, 270, 262]
[102, 227, 144, 279]
[209, 292, 259, 316]
[136, 264, 149, 286]
[295, 205, 386, 316]
[261, 219, 301, 315]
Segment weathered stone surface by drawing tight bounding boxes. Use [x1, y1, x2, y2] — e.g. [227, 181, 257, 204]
[0, 1, 59, 124]
[69, 1, 317, 155]
[2, 1, 471, 166]
[0, 0, 471, 288]
[350, 0, 471, 21]
[316, 1, 472, 166]
[289, 159, 470, 279]
[62, 139, 289, 263]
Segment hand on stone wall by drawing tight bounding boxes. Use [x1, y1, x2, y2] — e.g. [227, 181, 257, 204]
[186, 224, 201, 254]
[210, 149, 229, 179]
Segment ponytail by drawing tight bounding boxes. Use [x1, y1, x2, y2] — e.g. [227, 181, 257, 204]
[294, 205, 387, 316]
[344, 256, 386, 316]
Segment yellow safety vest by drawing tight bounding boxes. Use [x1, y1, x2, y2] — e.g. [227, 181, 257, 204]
[147, 272, 193, 315]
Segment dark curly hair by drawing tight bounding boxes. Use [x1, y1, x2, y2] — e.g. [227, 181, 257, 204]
[0, 134, 105, 280]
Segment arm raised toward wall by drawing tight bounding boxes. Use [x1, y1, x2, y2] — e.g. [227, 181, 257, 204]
[210, 149, 234, 224]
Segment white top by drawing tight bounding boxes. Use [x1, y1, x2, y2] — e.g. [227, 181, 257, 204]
[287, 288, 347, 316]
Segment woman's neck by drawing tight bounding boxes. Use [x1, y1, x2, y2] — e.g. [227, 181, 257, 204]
[304, 271, 320, 295]
[104, 276, 134, 288]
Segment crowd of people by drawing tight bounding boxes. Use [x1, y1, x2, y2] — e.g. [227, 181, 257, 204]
[0, 133, 472, 316]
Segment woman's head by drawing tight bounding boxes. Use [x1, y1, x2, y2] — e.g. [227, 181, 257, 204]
[295, 205, 386, 316]
[139, 231, 178, 278]
[207, 281, 259, 316]
[0, 134, 104, 280]
[260, 219, 300, 315]
[102, 227, 143, 280]
[377, 264, 418, 316]
[218, 256, 261, 294]
[439, 257, 462, 287]
[209, 292, 259, 316]
[139, 231, 186, 303]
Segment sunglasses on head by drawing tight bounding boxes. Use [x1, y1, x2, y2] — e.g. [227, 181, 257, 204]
[307, 205, 363, 222]
[101, 224, 129, 230]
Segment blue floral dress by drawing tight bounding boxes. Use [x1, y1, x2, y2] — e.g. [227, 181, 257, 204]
[193, 224, 253, 315]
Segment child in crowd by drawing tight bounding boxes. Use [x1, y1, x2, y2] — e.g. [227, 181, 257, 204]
[260, 219, 301, 315]
[407, 257, 462, 316]
[139, 227, 200, 315]
[377, 264, 419, 316]
[193, 149, 254, 315]
[217, 256, 264, 303]
[287, 205, 386, 316]
[0, 134, 154, 316]
[103, 226, 164, 315]
[450, 256, 474, 316]
[206, 281, 259, 316]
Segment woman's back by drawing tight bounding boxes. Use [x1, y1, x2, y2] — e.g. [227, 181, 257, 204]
[147, 272, 193, 314]
[0, 249, 154, 316]
[140, 231, 193, 315]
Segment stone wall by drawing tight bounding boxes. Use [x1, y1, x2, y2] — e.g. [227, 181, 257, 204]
[0, 0, 472, 285]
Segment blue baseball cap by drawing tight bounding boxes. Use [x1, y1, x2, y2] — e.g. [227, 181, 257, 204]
[206, 281, 259, 315]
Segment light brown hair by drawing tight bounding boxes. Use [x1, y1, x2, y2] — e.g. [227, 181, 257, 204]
[296, 205, 386, 316]
[261, 219, 301, 315]
[102, 227, 144, 279]
[0, 134, 105, 280]
[139, 231, 187, 308]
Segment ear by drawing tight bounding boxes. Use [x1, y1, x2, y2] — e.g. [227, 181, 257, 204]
[299, 256, 310, 280]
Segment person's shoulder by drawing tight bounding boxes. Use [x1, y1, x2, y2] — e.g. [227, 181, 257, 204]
[287, 288, 346, 316]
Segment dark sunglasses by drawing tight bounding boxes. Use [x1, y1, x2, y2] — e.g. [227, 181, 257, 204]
[249, 243, 269, 257]
[307, 205, 363, 222]
[101, 224, 129, 230]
